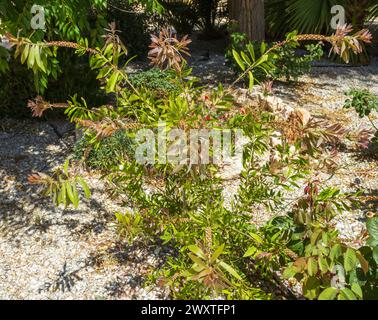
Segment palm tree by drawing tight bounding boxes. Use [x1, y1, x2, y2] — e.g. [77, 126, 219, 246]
[265, 0, 378, 37]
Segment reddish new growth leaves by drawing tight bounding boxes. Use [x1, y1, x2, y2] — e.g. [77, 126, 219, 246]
[28, 172, 52, 186]
[27, 96, 68, 117]
[77, 119, 119, 140]
[328, 24, 372, 63]
[76, 118, 140, 141]
[148, 28, 192, 73]
[27, 96, 52, 117]
[102, 22, 128, 56]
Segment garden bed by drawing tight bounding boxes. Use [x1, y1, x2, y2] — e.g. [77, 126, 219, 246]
[1, 57, 377, 299]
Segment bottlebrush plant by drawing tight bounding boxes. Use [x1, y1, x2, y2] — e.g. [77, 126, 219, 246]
[5, 24, 377, 300]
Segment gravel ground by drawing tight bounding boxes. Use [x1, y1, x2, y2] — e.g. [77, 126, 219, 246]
[1, 50, 378, 299]
[0, 120, 167, 300]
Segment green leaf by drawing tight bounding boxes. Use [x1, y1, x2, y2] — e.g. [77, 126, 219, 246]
[338, 288, 357, 300]
[246, 43, 255, 61]
[188, 253, 206, 269]
[249, 233, 264, 244]
[210, 244, 225, 263]
[72, 184, 79, 208]
[307, 257, 318, 276]
[248, 71, 254, 91]
[310, 229, 322, 245]
[59, 182, 67, 208]
[253, 54, 269, 68]
[78, 177, 91, 199]
[303, 276, 320, 300]
[318, 287, 338, 300]
[232, 50, 246, 71]
[35, 47, 46, 73]
[219, 261, 243, 281]
[65, 181, 75, 207]
[318, 256, 329, 273]
[21, 45, 30, 64]
[191, 268, 212, 280]
[330, 244, 342, 261]
[344, 248, 357, 272]
[367, 217, 378, 240]
[106, 71, 119, 93]
[188, 245, 205, 259]
[373, 246, 378, 264]
[283, 265, 297, 279]
[27, 46, 36, 68]
[260, 42, 267, 55]
[240, 51, 252, 65]
[351, 283, 363, 299]
[63, 159, 69, 176]
[243, 246, 257, 258]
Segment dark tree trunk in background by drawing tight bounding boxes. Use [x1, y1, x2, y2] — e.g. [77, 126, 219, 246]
[346, 0, 369, 30]
[229, 0, 265, 41]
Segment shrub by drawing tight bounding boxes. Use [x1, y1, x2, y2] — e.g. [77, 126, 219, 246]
[344, 89, 378, 118]
[231, 27, 371, 89]
[226, 31, 324, 83]
[271, 43, 324, 81]
[344, 89, 378, 146]
[9, 24, 377, 300]
[129, 68, 180, 95]
[74, 130, 135, 170]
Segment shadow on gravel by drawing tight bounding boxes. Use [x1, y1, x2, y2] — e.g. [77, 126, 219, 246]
[359, 189, 378, 215]
[0, 194, 113, 244]
[0, 119, 72, 220]
[38, 262, 83, 294]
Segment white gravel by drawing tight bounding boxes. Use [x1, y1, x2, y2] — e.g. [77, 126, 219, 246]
[0, 119, 167, 300]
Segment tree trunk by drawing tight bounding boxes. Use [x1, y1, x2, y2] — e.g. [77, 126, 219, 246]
[229, 0, 265, 41]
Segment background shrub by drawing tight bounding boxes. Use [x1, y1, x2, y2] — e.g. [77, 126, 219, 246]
[74, 131, 135, 170]
[129, 68, 180, 95]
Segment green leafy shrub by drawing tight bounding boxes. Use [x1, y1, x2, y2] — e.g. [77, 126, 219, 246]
[115, 211, 143, 244]
[226, 31, 323, 84]
[12, 24, 377, 300]
[0, 0, 108, 116]
[230, 28, 371, 90]
[129, 68, 180, 95]
[74, 130, 135, 170]
[28, 160, 91, 209]
[344, 89, 378, 146]
[344, 89, 378, 118]
[272, 43, 323, 81]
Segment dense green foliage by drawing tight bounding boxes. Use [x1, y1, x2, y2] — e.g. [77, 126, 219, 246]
[0, 0, 108, 114]
[344, 89, 378, 118]
[0, 0, 162, 115]
[129, 68, 180, 95]
[226, 31, 324, 83]
[344, 89, 378, 146]
[74, 131, 135, 169]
